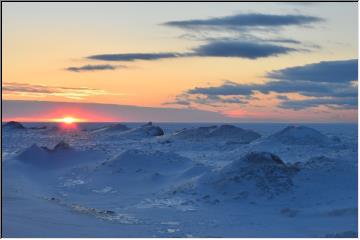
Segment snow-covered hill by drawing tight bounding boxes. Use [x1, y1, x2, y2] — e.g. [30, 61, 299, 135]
[170, 124, 261, 143]
[3, 122, 357, 237]
[265, 125, 336, 146]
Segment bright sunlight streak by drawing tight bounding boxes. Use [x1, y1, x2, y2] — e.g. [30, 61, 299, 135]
[53, 116, 82, 124]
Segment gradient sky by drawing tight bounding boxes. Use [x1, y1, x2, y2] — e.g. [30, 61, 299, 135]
[2, 2, 358, 122]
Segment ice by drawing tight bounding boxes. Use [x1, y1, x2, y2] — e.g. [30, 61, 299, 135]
[2, 122, 358, 237]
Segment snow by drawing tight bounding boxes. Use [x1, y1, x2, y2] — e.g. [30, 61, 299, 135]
[169, 124, 261, 143]
[93, 122, 164, 140]
[265, 125, 335, 145]
[3, 121, 26, 130]
[2, 122, 358, 237]
[91, 123, 130, 133]
[17, 141, 104, 169]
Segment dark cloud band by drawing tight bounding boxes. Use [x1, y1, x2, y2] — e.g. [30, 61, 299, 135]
[66, 64, 120, 72]
[87, 53, 179, 61]
[267, 59, 358, 83]
[181, 59, 358, 110]
[163, 13, 322, 30]
[87, 41, 298, 62]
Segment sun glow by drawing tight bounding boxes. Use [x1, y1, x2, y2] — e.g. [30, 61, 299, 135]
[62, 117, 76, 124]
[53, 116, 83, 124]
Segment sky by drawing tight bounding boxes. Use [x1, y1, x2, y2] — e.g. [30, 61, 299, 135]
[2, 2, 358, 122]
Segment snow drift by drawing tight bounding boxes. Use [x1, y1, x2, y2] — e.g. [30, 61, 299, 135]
[170, 124, 261, 143]
[17, 141, 104, 169]
[3, 121, 26, 130]
[266, 125, 335, 145]
[91, 123, 130, 133]
[102, 149, 192, 174]
[209, 152, 298, 197]
[97, 122, 164, 139]
[172, 152, 299, 200]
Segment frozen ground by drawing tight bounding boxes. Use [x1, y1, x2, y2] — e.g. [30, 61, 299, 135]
[2, 122, 358, 237]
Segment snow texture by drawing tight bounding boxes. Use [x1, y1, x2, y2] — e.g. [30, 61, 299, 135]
[3, 122, 357, 237]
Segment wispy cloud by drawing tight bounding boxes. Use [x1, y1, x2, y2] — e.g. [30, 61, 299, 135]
[87, 53, 179, 62]
[87, 41, 298, 61]
[279, 97, 357, 110]
[187, 79, 357, 98]
[66, 64, 122, 72]
[3, 82, 122, 100]
[85, 13, 323, 63]
[164, 92, 250, 108]
[163, 13, 322, 30]
[168, 59, 358, 110]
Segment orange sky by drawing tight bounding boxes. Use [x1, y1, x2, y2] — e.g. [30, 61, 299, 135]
[2, 2, 358, 122]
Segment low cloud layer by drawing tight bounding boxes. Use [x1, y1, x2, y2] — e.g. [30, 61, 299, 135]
[170, 59, 358, 110]
[279, 97, 357, 110]
[3, 82, 119, 100]
[66, 64, 121, 72]
[87, 53, 179, 62]
[267, 59, 357, 83]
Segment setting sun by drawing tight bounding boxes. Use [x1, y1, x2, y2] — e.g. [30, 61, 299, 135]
[53, 116, 83, 124]
[62, 117, 76, 124]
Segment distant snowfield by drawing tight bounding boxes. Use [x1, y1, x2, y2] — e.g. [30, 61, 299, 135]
[2, 122, 358, 237]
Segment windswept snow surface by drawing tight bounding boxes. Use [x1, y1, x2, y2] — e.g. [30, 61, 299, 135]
[2, 122, 358, 237]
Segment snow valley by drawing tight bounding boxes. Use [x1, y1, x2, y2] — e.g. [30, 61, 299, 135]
[2, 121, 358, 237]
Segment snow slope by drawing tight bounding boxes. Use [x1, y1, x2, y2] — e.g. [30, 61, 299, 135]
[169, 124, 261, 143]
[2, 122, 357, 237]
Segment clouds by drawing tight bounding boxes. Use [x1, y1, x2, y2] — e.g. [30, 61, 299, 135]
[163, 13, 322, 30]
[84, 12, 323, 64]
[171, 59, 358, 110]
[193, 41, 297, 59]
[87, 53, 179, 62]
[3, 82, 121, 100]
[279, 97, 357, 110]
[267, 59, 358, 83]
[87, 41, 297, 62]
[66, 64, 121, 72]
[187, 80, 357, 99]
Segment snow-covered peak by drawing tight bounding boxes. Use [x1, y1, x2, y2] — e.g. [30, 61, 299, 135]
[142, 122, 153, 127]
[171, 124, 261, 143]
[3, 121, 26, 130]
[124, 124, 164, 138]
[103, 149, 192, 173]
[203, 151, 298, 198]
[53, 140, 72, 151]
[267, 125, 332, 145]
[16, 141, 102, 169]
[241, 151, 285, 166]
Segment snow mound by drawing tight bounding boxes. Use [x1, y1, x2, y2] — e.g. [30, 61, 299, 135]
[102, 149, 192, 174]
[294, 156, 336, 170]
[92, 123, 130, 133]
[204, 152, 298, 198]
[266, 125, 333, 145]
[17, 141, 103, 169]
[53, 140, 72, 151]
[116, 122, 164, 138]
[171, 124, 261, 143]
[3, 121, 26, 130]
